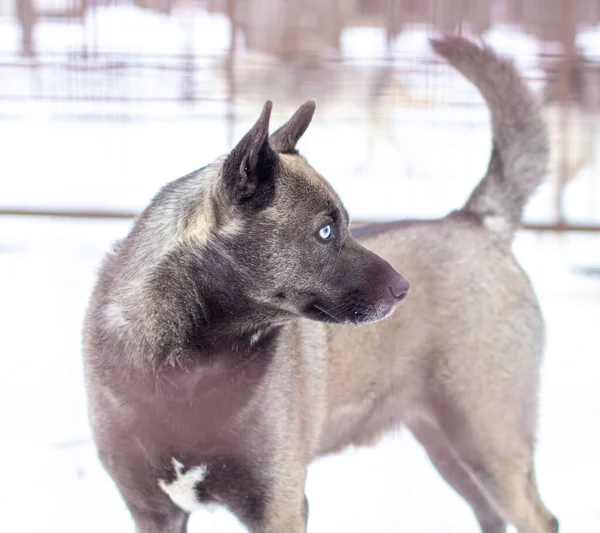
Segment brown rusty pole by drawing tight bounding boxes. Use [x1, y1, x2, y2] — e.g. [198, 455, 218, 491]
[181, 1, 196, 102]
[385, 0, 394, 56]
[557, 0, 575, 224]
[457, 0, 465, 36]
[1, 209, 600, 232]
[226, 0, 238, 149]
[332, 0, 343, 54]
[17, 0, 36, 57]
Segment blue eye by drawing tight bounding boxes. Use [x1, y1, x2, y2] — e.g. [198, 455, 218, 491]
[319, 224, 332, 241]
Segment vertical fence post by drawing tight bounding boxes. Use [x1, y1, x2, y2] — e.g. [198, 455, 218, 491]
[17, 0, 36, 57]
[557, 0, 574, 224]
[226, 0, 238, 149]
[181, 2, 196, 102]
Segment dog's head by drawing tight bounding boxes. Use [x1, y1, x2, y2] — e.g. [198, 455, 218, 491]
[174, 100, 409, 329]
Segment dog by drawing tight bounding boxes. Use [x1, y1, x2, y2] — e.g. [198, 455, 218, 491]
[541, 48, 600, 220]
[83, 36, 557, 533]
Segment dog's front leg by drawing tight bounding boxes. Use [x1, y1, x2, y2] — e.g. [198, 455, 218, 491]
[251, 464, 308, 533]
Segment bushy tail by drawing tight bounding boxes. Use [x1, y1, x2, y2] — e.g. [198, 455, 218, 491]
[431, 36, 549, 241]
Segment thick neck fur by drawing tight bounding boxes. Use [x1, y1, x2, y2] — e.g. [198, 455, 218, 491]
[95, 159, 283, 369]
[91, 100, 320, 370]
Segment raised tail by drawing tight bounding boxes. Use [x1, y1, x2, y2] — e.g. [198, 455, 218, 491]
[431, 36, 549, 241]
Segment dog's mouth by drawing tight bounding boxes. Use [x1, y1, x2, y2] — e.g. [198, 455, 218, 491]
[304, 303, 339, 323]
[303, 299, 386, 325]
[301, 285, 406, 325]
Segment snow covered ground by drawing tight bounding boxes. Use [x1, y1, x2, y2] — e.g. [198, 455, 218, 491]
[1, 4, 600, 532]
[1, 216, 599, 533]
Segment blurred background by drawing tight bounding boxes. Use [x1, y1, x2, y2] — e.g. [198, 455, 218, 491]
[0, 1, 599, 532]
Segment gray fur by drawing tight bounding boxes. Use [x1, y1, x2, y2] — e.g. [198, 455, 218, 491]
[84, 36, 557, 533]
[431, 36, 549, 241]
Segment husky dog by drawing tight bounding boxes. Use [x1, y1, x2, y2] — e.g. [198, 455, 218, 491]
[541, 48, 600, 219]
[83, 36, 557, 533]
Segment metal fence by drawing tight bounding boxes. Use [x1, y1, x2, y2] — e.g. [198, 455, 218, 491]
[1, 0, 599, 230]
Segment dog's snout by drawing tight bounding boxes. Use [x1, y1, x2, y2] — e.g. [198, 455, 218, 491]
[389, 275, 410, 301]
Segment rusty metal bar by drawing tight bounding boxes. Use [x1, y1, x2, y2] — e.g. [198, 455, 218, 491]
[351, 221, 600, 233]
[17, 0, 36, 57]
[0, 51, 225, 60]
[0, 208, 138, 219]
[519, 222, 600, 233]
[0, 61, 223, 72]
[556, 0, 575, 224]
[181, 7, 196, 102]
[2, 208, 600, 233]
[226, 0, 237, 149]
[0, 95, 225, 102]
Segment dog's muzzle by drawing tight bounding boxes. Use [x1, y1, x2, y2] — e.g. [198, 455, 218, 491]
[389, 273, 410, 302]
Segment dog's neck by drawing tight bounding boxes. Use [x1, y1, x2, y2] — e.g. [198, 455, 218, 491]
[102, 234, 286, 368]
[96, 159, 285, 366]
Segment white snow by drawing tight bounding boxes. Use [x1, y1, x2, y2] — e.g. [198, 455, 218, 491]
[1, 215, 599, 533]
[1, 5, 600, 533]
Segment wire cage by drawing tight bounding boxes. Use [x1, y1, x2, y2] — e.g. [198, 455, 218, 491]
[1, 0, 599, 229]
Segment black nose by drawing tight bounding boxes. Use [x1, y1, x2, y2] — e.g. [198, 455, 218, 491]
[389, 275, 410, 301]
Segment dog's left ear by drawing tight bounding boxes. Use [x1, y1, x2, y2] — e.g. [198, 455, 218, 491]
[222, 100, 277, 205]
[269, 100, 316, 153]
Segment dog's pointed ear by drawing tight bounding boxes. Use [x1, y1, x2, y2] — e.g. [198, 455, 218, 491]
[269, 100, 315, 153]
[222, 100, 277, 204]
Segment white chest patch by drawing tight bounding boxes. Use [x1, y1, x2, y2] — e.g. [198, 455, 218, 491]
[158, 458, 209, 513]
